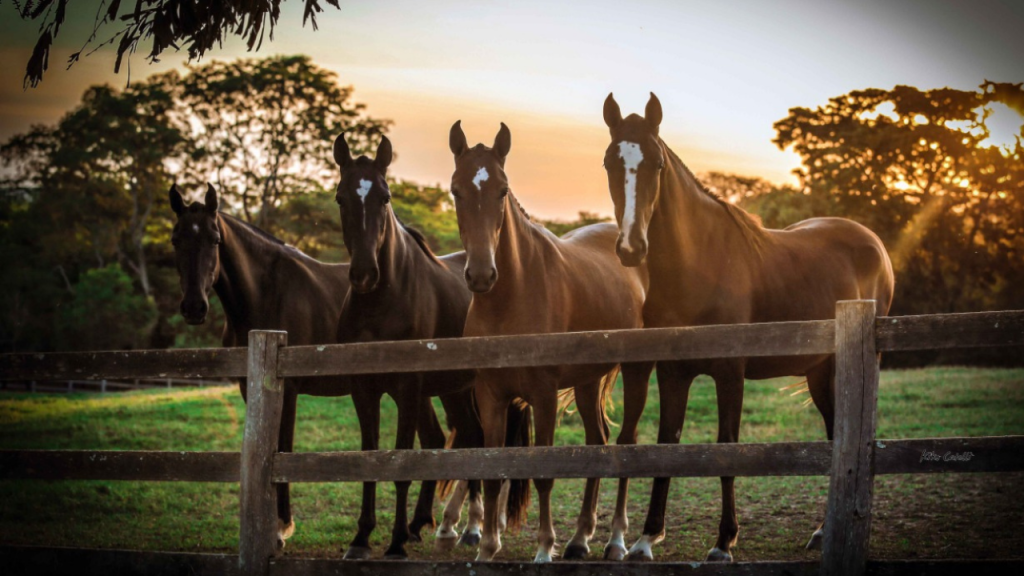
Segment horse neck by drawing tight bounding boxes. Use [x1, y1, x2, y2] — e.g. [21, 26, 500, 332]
[488, 191, 545, 301]
[364, 208, 422, 300]
[213, 214, 279, 334]
[647, 141, 740, 269]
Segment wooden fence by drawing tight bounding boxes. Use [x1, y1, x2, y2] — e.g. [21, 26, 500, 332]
[0, 377, 231, 394]
[1, 300, 1023, 576]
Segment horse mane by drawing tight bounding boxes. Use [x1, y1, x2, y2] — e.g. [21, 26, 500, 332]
[394, 212, 443, 264]
[219, 212, 287, 246]
[509, 190, 532, 222]
[665, 147, 770, 254]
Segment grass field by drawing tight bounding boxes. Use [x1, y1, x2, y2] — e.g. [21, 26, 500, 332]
[1, 367, 1022, 562]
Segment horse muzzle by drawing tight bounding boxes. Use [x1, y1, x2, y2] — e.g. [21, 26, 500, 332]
[350, 266, 380, 294]
[180, 299, 209, 325]
[616, 236, 648, 267]
[464, 265, 498, 293]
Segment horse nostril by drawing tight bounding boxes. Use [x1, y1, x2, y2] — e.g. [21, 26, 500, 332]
[465, 268, 473, 283]
[488, 267, 497, 283]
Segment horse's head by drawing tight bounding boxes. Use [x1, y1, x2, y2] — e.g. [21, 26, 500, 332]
[333, 134, 393, 293]
[169, 183, 222, 325]
[602, 92, 665, 267]
[449, 121, 511, 293]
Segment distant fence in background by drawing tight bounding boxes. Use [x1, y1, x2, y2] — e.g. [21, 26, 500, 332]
[0, 378, 233, 394]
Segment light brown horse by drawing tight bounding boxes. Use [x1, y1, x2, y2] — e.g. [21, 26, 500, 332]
[601, 93, 895, 562]
[332, 135, 531, 559]
[449, 121, 654, 562]
[169, 184, 446, 552]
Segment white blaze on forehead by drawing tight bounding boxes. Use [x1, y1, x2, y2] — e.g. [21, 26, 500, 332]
[617, 141, 643, 250]
[472, 167, 489, 190]
[356, 179, 373, 230]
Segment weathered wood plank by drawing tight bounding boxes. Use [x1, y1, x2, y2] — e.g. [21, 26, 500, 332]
[876, 310, 1024, 351]
[874, 436, 1024, 475]
[270, 558, 820, 576]
[239, 331, 287, 576]
[278, 320, 836, 377]
[0, 545, 238, 576]
[822, 300, 880, 576]
[273, 442, 834, 482]
[0, 347, 248, 381]
[866, 559, 1024, 576]
[0, 450, 240, 482]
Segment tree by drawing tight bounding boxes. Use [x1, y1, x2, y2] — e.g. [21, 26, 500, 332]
[179, 55, 391, 233]
[773, 82, 1024, 316]
[57, 263, 158, 351]
[14, 0, 341, 87]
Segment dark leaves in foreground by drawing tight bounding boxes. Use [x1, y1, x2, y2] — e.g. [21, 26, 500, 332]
[17, 0, 341, 88]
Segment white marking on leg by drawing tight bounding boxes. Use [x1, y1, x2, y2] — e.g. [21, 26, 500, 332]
[436, 480, 468, 539]
[628, 534, 660, 560]
[472, 167, 489, 190]
[534, 546, 554, 563]
[617, 141, 643, 251]
[608, 529, 626, 552]
[464, 489, 484, 538]
[497, 479, 510, 534]
[356, 179, 372, 230]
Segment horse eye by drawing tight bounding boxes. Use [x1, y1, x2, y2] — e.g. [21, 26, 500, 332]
[499, 187, 509, 198]
[382, 195, 391, 205]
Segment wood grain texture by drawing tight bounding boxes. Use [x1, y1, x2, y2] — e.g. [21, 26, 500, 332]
[239, 331, 287, 576]
[278, 320, 836, 377]
[0, 347, 247, 381]
[822, 301, 880, 576]
[273, 442, 834, 482]
[874, 436, 1024, 475]
[876, 310, 1024, 351]
[0, 450, 239, 482]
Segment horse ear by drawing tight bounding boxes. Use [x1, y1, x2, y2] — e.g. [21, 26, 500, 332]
[333, 134, 353, 168]
[645, 92, 663, 132]
[449, 120, 468, 157]
[493, 122, 511, 161]
[603, 93, 622, 130]
[375, 135, 393, 174]
[205, 183, 219, 213]
[169, 184, 185, 215]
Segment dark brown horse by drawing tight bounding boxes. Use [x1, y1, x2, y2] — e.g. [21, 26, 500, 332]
[601, 93, 895, 562]
[449, 121, 654, 562]
[168, 184, 446, 551]
[332, 134, 531, 559]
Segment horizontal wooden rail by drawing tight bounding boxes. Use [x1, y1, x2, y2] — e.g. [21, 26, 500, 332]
[278, 320, 836, 377]
[876, 310, 1024, 351]
[0, 450, 240, 482]
[3, 546, 1022, 576]
[0, 348, 248, 381]
[2, 436, 1019, 483]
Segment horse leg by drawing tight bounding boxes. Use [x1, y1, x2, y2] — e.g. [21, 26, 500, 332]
[384, 385, 422, 559]
[564, 378, 611, 560]
[475, 385, 510, 561]
[605, 362, 654, 561]
[409, 396, 445, 542]
[704, 364, 745, 562]
[531, 387, 559, 563]
[435, 479, 470, 545]
[805, 358, 836, 551]
[275, 389, 298, 550]
[628, 362, 697, 561]
[461, 480, 484, 547]
[344, 388, 382, 560]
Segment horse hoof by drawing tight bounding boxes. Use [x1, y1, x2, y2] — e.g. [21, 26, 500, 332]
[705, 547, 734, 562]
[343, 546, 372, 560]
[562, 543, 590, 560]
[435, 536, 458, 552]
[276, 537, 286, 552]
[383, 551, 409, 560]
[626, 549, 653, 562]
[407, 531, 423, 543]
[806, 528, 824, 551]
[459, 532, 481, 547]
[278, 519, 296, 541]
[604, 544, 627, 561]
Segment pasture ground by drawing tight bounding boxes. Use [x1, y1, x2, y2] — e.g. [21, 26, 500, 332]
[1, 367, 1022, 562]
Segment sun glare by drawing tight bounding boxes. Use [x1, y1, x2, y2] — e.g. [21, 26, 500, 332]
[978, 102, 1023, 153]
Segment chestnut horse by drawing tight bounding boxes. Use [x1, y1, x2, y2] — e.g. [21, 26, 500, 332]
[449, 121, 655, 562]
[169, 184, 446, 552]
[332, 135, 531, 559]
[601, 93, 895, 562]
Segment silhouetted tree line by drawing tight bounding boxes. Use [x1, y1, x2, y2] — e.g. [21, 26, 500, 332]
[1, 65, 1021, 365]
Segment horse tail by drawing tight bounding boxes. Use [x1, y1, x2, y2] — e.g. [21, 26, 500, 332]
[555, 387, 576, 423]
[598, 365, 621, 435]
[503, 398, 532, 532]
[435, 425, 458, 501]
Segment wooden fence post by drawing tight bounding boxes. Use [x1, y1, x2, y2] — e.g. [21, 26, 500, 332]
[239, 330, 287, 576]
[821, 300, 879, 576]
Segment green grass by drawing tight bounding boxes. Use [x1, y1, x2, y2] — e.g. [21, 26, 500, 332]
[1, 367, 1022, 561]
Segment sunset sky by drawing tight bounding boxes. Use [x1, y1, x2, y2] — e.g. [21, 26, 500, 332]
[1, 0, 1021, 219]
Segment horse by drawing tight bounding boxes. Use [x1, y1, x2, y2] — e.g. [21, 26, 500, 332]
[600, 93, 895, 562]
[332, 134, 532, 560]
[168, 184, 448, 552]
[448, 121, 655, 562]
